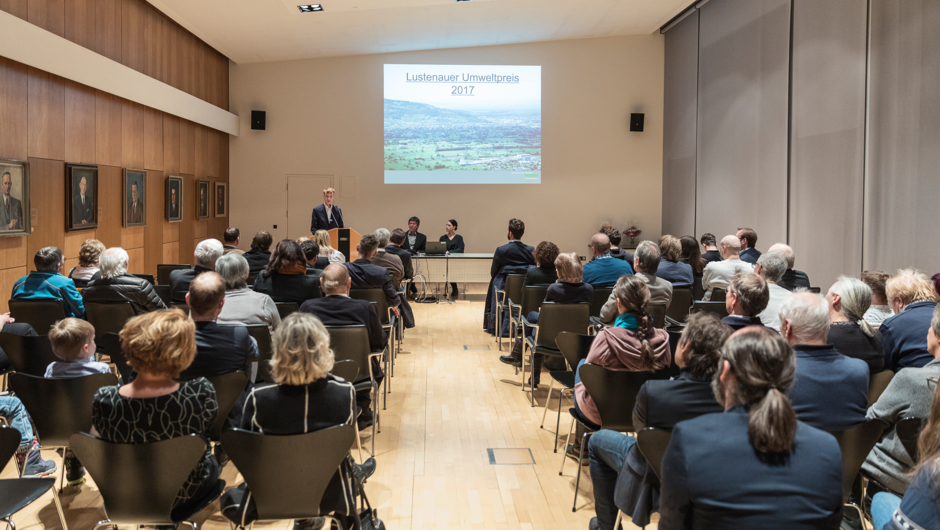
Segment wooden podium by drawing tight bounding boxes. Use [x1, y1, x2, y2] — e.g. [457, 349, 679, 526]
[328, 228, 361, 262]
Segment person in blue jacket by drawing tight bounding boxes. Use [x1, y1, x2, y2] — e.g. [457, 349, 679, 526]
[12, 246, 85, 318]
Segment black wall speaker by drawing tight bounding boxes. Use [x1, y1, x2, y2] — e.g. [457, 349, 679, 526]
[630, 113, 644, 132]
[251, 110, 266, 130]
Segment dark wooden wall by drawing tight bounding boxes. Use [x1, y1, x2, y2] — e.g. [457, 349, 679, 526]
[0, 0, 230, 313]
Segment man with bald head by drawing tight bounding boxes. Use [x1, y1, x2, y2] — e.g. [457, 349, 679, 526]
[583, 233, 634, 288]
[701, 235, 754, 300]
[0, 171, 23, 231]
[769, 243, 811, 291]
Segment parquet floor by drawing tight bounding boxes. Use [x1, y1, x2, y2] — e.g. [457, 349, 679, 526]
[2, 300, 656, 530]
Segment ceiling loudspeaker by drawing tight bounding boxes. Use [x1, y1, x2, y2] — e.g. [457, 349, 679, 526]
[251, 111, 266, 130]
[630, 113, 644, 132]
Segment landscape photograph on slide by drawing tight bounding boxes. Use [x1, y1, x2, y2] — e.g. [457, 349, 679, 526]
[384, 64, 541, 184]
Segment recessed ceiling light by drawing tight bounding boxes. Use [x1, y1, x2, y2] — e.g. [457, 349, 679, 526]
[298, 4, 323, 12]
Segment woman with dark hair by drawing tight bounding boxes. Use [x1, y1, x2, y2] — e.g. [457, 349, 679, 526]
[440, 219, 465, 297]
[679, 235, 706, 276]
[658, 327, 843, 529]
[243, 230, 274, 278]
[524, 241, 560, 287]
[252, 239, 321, 304]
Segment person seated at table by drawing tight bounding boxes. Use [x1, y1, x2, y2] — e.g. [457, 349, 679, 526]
[253, 239, 321, 304]
[440, 219, 465, 297]
[67, 239, 105, 288]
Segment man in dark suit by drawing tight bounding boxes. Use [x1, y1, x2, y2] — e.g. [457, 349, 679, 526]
[169, 239, 224, 303]
[344, 234, 400, 317]
[309, 187, 344, 233]
[0, 172, 24, 231]
[72, 175, 94, 226]
[736, 227, 761, 265]
[768, 243, 811, 291]
[300, 264, 386, 430]
[488, 218, 535, 338]
[300, 239, 329, 270]
[168, 187, 180, 218]
[386, 228, 414, 281]
[401, 216, 427, 255]
[126, 181, 144, 224]
[587, 313, 730, 530]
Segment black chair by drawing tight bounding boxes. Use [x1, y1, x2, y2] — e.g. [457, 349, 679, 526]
[203, 372, 250, 442]
[495, 274, 526, 350]
[636, 427, 672, 481]
[868, 370, 894, 406]
[9, 372, 118, 491]
[326, 325, 381, 455]
[244, 325, 273, 383]
[837, 419, 886, 518]
[85, 301, 136, 338]
[0, 333, 59, 377]
[809, 287, 821, 294]
[509, 285, 550, 361]
[8, 300, 67, 335]
[349, 288, 396, 383]
[132, 273, 156, 285]
[522, 302, 590, 406]
[330, 359, 363, 461]
[690, 300, 728, 318]
[96, 333, 132, 383]
[896, 417, 924, 463]
[542, 332, 594, 452]
[710, 288, 726, 302]
[154, 284, 172, 306]
[652, 327, 683, 381]
[665, 287, 692, 324]
[0, 426, 68, 529]
[648, 303, 667, 329]
[171, 303, 190, 315]
[70, 432, 224, 528]
[589, 287, 613, 319]
[691, 276, 705, 301]
[275, 302, 300, 320]
[156, 264, 190, 286]
[220, 426, 355, 529]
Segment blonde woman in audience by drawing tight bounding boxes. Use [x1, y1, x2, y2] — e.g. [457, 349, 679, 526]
[314, 229, 346, 264]
[881, 269, 938, 370]
[68, 238, 105, 287]
[862, 270, 894, 326]
[826, 276, 885, 373]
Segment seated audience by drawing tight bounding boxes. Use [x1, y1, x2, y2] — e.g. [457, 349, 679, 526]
[169, 238, 224, 303]
[0, 312, 35, 372]
[781, 292, 868, 432]
[300, 238, 329, 270]
[314, 229, 346, 264]
[826, 276, 885, 373]
[604, 228, 633, 263]
[736, 227, 761, 265]
[300, 264, 386, 430]
[881, 268, 938, 370]
[754, 251, 793, 331]
[679, 235, 705, 277]
[701, 235, 754, 300]
[386, 228, 414, 282]
[768, 242, 811, 291]
[699, 233, 721, 263]
[68, 239, 105, 288]
[600, 241, 672, 324]
[524, 241, 560, 287]
[721, 272, 769, 331]
[182, 272, 258, 380]
[344, 234, 401, 316]
[583, 233, 634, 288]
[862, 270, 894, 326]
[485, 218, 535, 335]
[655, 235, 693, 288]
[587, 313, 729, 530]
[222, 228, 245, 255]
[253, 239, 321, 304]
[2, 395, 55, 476]
[372, 228, 405, 288]
[13, 246, 85, 318]
[216, 253, 281, 333]
[82, 247, 166, 314]
[220, 312, 372, 530]
[243, 230, 273, 278]
[658, 327, 843, 529]
[92, 309, 221, 520]
[863, 303, 940, 500]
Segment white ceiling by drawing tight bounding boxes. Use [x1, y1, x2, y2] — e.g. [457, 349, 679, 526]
[146, 0, 690, 64]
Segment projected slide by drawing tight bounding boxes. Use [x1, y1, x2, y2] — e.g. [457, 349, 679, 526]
[384, 64, 541, 184]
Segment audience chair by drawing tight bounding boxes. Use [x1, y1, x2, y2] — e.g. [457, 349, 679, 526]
[509, 285, 549, 362]
[220, 426, 355, 529]
[326, 325, 381, 455]
[542, 332, 595, 452]
[70, 432, 224, 529]
[665, 287, 692, 324]
[7, 300, 67, 335]
[156, 264, 189, 286]
[689, 300, 728, 318]
[132, 274, 156, 285]
[202, 372, 250, 442]
[154, 284, 172, 306]
[837, 420, 886, 520]
[85, 301, 136, 338]
[274, 302, 300, 321]
[247, 274, 258, 287]
[10, 372, 118, 492]
[867, 370, 894, 406]
[0, 333, 59, 377]
[648, 303, 667, 329]
[710, 288, 726, 302]
[349, 288, 397, 384]
[564, 363, 651, 512]
[617, 428, 673, 530]
[522, 302, 590, 407]
[588, 287, 613, 319]
[243, 325, 273, 383]
[809, 287, 822, 294]
[896, 417, 924, 463]
[691, 276, 705, 301]
[495, 274, 525, 350]
[0, 426, 68, 530]
[171, 303, 190, 316]
[96, 333, 131, 383]
[330, 359, 363, 462]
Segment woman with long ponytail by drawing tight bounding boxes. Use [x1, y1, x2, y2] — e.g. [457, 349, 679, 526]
[827, 275, 886, 373]
[658, 326, 843, 529]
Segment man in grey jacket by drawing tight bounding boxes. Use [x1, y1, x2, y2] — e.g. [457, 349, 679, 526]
[599, 241, 673, 325]
[81, 247, 166, 314]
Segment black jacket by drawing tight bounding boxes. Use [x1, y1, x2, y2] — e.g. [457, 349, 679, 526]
[610, 247, 634, 263]
[401, 232, 427, 254]
[181, 321, 257, 380]
[439, 234, 465, 253]
[524, 265, 557, 287]
[491, 240, 535, 278]
[310, 256, 330, 270]
[778, 269, 811, 291]
[385, 244, 414, 279]
[309, 203, 344, 232]
[243, 249, 271, 278]
[300, 295, 387, 353]
[253, 272, 321, 304]
[344, 259, 400, 309]
[168, 265, 214, 303]
[702, 250, 722, 263]
[83, 274, 167, 314]
[721, 315, 764, 331]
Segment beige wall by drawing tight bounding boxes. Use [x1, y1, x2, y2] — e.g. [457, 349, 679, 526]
[229, 35, 665, 258]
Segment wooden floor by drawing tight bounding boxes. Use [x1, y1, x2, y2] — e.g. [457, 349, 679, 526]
[3, 300, 656, 530]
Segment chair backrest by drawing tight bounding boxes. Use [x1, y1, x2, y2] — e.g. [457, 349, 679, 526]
[349, 289, 391, 325]
[0, 333, 60, 377]
[132, 274, 156, 285]
[154, 284, 172, 306]
[10, 372, 118, 447]
[691, 276, 705, 301]
[809, 287, 821, 294]
[636, 427, 672, 481]
[8, 299, 67, 335]
[331, 359, 359, 383]
[504, 274, 526, 305]
[70, 432, 209, 525]
[204, 372, 249, 441]
[275, 302, 300, 320]
[221, 426, 355, 521]
[868, 370, 895, 406]
[589, 287, 613, 318]
[0, 425, 21, 464]
[710, 288, 727, 302]
[555, 332, 595, 371]
[156, 264, 190, 286]
[535, 303, 590, 350]
[836, 420, 886, 503]
[171, 303, 190, 315]
[244, 325, 274, 383]
[648, 303, 666, 329]
[652, 327, 684, 381]
[578, 363, 652, 432]
[896, 417, 924, 463]
[326, 326, 372, 381]
[85, 302, 137, 337]
[665, 287, 692, 323]
[690, 300, 728, 318]
[519, 285, 550, 318]
[97, 332, 132, 382]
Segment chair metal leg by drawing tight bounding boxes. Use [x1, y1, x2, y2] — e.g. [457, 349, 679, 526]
[560, 418, 574, 476]
[572, 431, 591, 512]
[356, 423, 363, 461]
[3, 516, 14, 530]
[554, 389, 566, 453]
[540, 378, 555, 427]
[51, 487, 68, 530]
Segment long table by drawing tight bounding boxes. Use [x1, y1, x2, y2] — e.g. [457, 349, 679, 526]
[412, 253, 494, 283]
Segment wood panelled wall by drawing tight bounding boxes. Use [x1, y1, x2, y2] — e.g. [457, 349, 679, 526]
[0, 0, 228, 110]
[0, 1, 230, 313]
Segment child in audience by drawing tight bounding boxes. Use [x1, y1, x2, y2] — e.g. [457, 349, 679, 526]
[45, 317, 111, 486]
[1, 396, 56, 476]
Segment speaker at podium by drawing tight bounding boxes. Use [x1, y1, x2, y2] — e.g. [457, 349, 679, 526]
[328, 228, 361, 262]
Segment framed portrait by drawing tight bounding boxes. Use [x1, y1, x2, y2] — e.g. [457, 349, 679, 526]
[166, 176, 183, 222]
[214, 182, 226, 218]
[196, 180, 210, 220]
[66, 164, 98, 232]
[0, 158, 30, 238]
[123, 169, 147, 228]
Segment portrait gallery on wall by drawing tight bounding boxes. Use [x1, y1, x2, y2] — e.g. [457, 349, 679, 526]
[196, 180, 210, 220]
[67, 164, 98, 231]
[0, 158, 29, 237]
[215, 182, 226, 218]
[166, 176, 183, 222]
